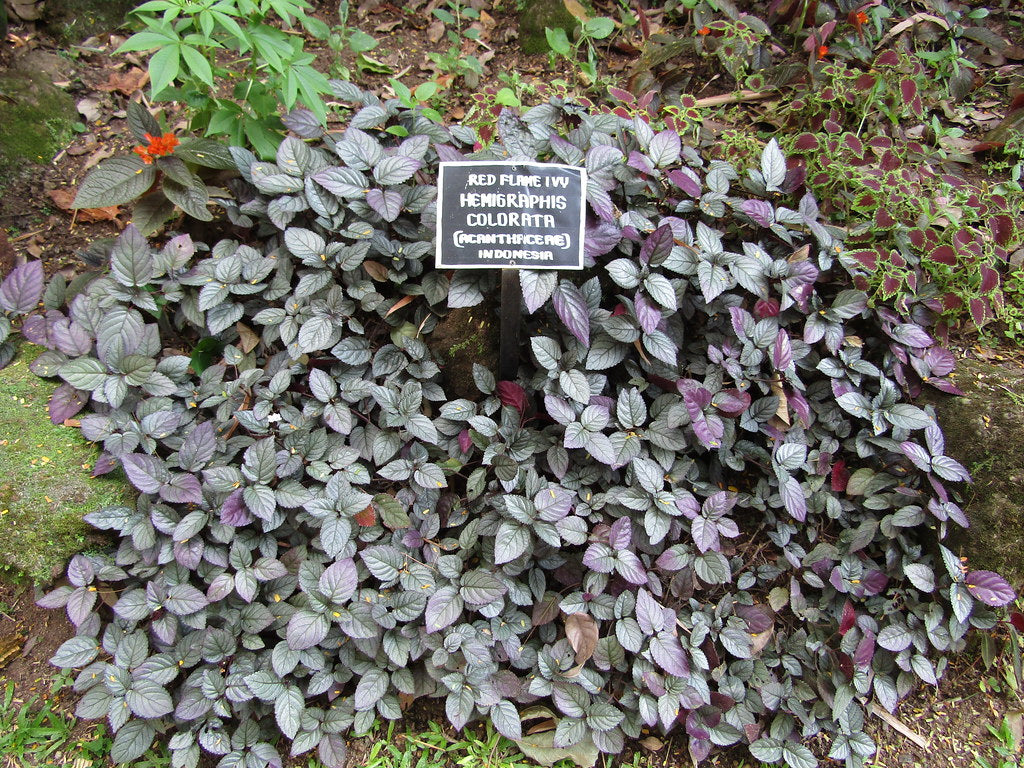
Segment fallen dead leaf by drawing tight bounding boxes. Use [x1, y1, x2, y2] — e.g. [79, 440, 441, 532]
[363, 260, 388, 281]
[96, 67, 149, 95]
[76, 97, 103, 123]
[426, 19, 445, 43]
[82, 144, 116, 172]
[236, 322, 260, 353]
[374, 20, 402, 32]
[47, 187, 122, 222]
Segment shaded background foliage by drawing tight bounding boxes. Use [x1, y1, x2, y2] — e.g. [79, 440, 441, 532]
[0, 83, 1014, 768]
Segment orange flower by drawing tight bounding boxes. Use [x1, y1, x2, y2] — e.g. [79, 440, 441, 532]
[817, 44, 829, 59]
[698, 26, 711, 35]
[856, 10, 868, 25]
[133, 132, 179, 164]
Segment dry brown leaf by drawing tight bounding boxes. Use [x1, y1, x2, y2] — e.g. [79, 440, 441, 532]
[384, 294, 414, 318]
[76, 97, 103, 123]
[363, 260, 388, 281]
[639, 736, 664, 751]
[876, 12, 949, 49]
[426, 19, 445, 43]
[565, 612, 598, 666]
[770, 376, 791, 426]
[526, 719, 557, 735]
[562, 0, 589, 23]
[750, 624, 774, 655]
[46, 188, 77, 210]
[97, 67, 149, 95]
[374, 20, 402, 32]
[82, 144, 116, 172]
[236, 322, 260, 353]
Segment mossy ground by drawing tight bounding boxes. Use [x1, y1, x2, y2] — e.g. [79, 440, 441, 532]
[517, 0, 581, 55]
[0, 63, 76, 187]
[0, 344, 130, 583]
[922, 358, 1024, 588]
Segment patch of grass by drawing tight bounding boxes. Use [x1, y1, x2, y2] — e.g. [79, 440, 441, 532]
[0, 344, 132, 583]
[0, 681, 75, 765]
[339, 720, 658, 768]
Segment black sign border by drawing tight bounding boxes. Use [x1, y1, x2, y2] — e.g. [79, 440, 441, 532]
[435, 161, 588, 271]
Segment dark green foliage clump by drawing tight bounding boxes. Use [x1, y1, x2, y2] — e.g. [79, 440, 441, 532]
[1, 83, 1012, 768]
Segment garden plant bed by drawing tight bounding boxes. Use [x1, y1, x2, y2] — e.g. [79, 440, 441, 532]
[1, 1, 1024, 767]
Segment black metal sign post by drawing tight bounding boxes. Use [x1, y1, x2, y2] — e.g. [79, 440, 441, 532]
[435, 161, 587, 381]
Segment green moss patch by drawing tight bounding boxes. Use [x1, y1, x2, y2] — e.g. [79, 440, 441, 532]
[0, 62, 77, 186]
[0, 345, 131, 583]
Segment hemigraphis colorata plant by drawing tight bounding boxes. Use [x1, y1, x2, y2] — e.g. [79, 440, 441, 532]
[0, 82, 1014, 768]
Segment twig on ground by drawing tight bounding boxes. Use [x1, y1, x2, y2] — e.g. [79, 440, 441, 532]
[870, 702, 932, 749]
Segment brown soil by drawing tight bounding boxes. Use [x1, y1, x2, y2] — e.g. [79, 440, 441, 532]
[1, 2, 1024, 767]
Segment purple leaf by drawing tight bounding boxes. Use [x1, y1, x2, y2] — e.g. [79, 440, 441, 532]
[734, 603, 773, 634]
[319, 559, 358, 603]
[220, 488, 252, 527]
[780, 475, 806, 522]
[649, 130, 681, 166]
[634, 292, 661, 334]
[366, 188, 402, 222]
[20, 313, 52, 346]
[740, 199, 774, 227]
[713, 389, 750, 417]
[773, 330, 793, 371]
[615, 550, 647, 585]
[48, 383, 86, 424]
[425, 585, 463, 633]
[92, 452, 117, 477]
[373, 155, 421, 185]
[287, 609, 329, 650]
[691, 517, 719, 553]
[667, 168, 702, 198]
[635, 589, 665, 634]
[627, 150, 654, 175]
[899, 441, 933, 472]
[861, 570, 888, 596]
[608, 517, 632, 549]
[639, 224, 673, 265]
[552, 281, 590, 346]
[121, 453, 169, 494]
[887, 323, 933, 348]
[649, 632, 689, 676]
[966, 570, 1016, 606]
[160, 473, 203, 504]
[282, 108, 325, 139]
[924, 346, 956, 377]
[854, 630, 875, 668]
[584, 221, 621, 259]
[0, 260, 44, 314]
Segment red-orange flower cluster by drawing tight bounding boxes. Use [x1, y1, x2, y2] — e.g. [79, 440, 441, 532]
[817, 44, 829, 59]
[697, 26, 710, 35]
[133, 132, 179, 165]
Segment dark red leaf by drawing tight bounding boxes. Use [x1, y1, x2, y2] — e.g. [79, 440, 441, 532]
[929, 245, 957, 266]
[496, 381, 528, 414]
[839, 600, 856, 635]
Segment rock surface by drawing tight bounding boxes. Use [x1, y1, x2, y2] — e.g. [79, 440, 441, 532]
[924, 356, 1024, 588]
